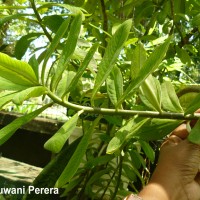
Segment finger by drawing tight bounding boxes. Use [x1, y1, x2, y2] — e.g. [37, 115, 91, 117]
[161, 135, 182, 147]
[170, 123, 189, 139]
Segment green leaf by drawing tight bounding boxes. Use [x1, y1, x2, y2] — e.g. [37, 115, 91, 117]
[12, 86, 47, 105]
[0, 53, 38, 86]
[91, 19, 132, 101]
[139, 75, 162, 112]
[132, 118, 182, 141]
[131, 43, 146, 79]
[188, 119, 200, 145]
[41, 17, 71, 84]
[0, 104, 51, 145]
[55, 115, 102, 187]
[185, 93, 200, 115]
[42, 15, 65, 34]
[0, 91, 18, 110]
[117, 36, 172, 107]
[139, 140, 155, 163]
[106, 66, 123, 107]
[161, 81, 183, 112]
[50, 13, 82, 91]
[15, 33, 42, 59]
[28, 55, 39, 80]
[44, 112, 81, 153]
[23, 138, 81, 200]
[0, 77, 28, 91]
[106, 118, 149, 154]
[62, 43, 99, 96]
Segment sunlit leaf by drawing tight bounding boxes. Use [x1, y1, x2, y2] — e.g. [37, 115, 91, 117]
[0, 91, 18, 110]
[50, 13, 82, 91]
[117, 36, 172, 107]
[62, 43, 99, 96]
[41, 17, 71, 84]
[0, 53, 38, 86]
[106, 66, 123, 107]
[161, 81, 183, 112]
[139, 75, 162, 112]
[55, 115, 102, 187]
[185, 93, 200, 115]
[91, 19, 132, 101]
[0, 104, 51, 145]
[12, 86, 47, 105]
[44, 112, 81, 153]
[188, 119, 200, 145]
[0, 77, 28, 91]
[131, 43, 146, 79]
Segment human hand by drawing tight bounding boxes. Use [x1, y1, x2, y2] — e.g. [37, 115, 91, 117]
[124, 122, 200, 200]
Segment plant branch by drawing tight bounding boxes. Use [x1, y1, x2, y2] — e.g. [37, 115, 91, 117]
[29, 0, 52, 42]
[47, 90, 200, 120]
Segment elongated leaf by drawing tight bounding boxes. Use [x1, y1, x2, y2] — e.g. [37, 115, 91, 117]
[0, 77, 28, 91]
[139, 140, 155, 163]
[185, 93, 200, 115]
[139, 75, 162, 112]
[0, 104, 51, 145]
[50, 13, 82, 91]
[23, 138, 81, 200]
[132, 118, 182, 141]
[161, 81, 183, 112]
[62, 43, 99, 97]
[106, 118, 149, 154]
[15, 33, 42, 59]
[0, 91, 18, 110]
[131, 43, 146, 79]
[12, 86, 47, 105]
[41, 17, 71, 84]
[55, 115, 102, 187]
[0, 53, 38, 86]
[44, 112, 80, 153]
[117, 36, 172, 107]
[106, 66, 123, 107]
[91, 19, 132, 100]
[188, 119, 200, 145]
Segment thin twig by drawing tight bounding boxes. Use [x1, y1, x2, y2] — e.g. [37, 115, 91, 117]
[47, 90, 200, 120]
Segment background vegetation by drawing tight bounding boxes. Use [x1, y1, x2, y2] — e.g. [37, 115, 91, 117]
[0, 0, 200, 199]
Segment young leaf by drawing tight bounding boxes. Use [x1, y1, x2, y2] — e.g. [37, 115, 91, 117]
[0, 104, 51, 145]
[41, 17, 71, 84]
[50, 13, 82, 91]
[0, 53, 38, 86]
[106, 66, 123, 107]
[139, 75, 162, 112]
[12, 86, 47, 105]
[161, 81, 183, 112]
[62, 43, 99, 96]
[117, 36, 172, 107]
[44, 111, 81, 153]
[55, 115, 102, 187]
[91, 19, 132, 101]
[188, 119, 200, 145]
[185, 93, 200, 115]
[15, 33, 42, 59]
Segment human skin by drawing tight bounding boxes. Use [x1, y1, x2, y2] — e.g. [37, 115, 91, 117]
[126, 123, 200, 200]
